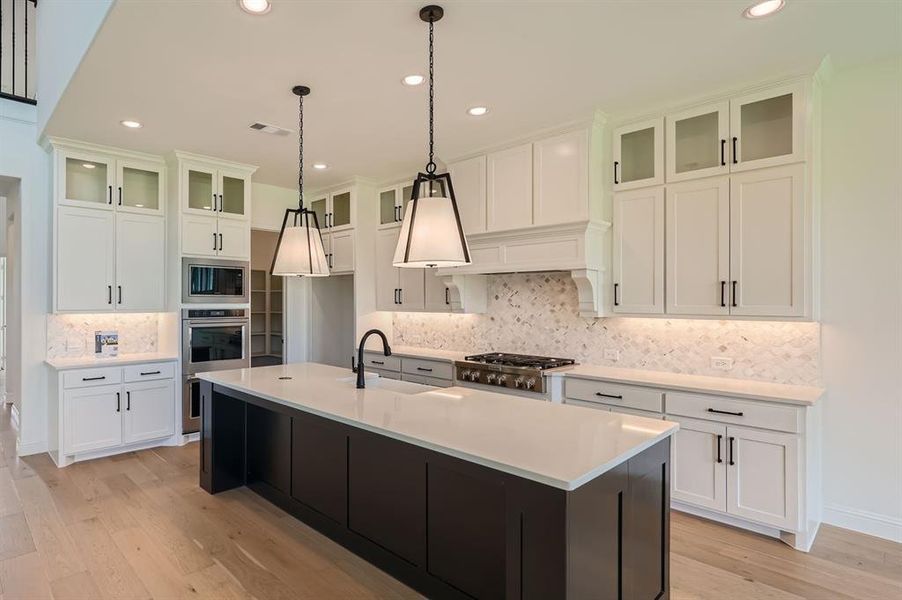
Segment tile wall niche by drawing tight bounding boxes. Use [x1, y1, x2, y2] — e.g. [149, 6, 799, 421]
[47, 313, 161, 359]
[393, 272, 821, 386]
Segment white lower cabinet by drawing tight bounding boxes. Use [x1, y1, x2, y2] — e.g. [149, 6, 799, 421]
[55, 361, 178, 465]
[671, 417, 727, 512]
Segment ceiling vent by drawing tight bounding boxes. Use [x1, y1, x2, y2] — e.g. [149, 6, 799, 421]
[249, 122, 292, 136]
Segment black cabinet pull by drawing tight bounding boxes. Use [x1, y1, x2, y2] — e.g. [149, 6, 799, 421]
[731, 280, 738, 307]
[613, 283, 620, 307]
[613, 161, 620, 185]
[213, 232, 217, 250]
[219, 194, 223, 212]
[126, 391, 131, 411]
[108, 185, 112, 205]
[720, 139, 726, 166]
[707, 408, 744, 417]
[399, 288, 403, 304]
[117, 285, 122, 305]
[82, 375, 106, 381]
[212, 193, 217, 211]
[118, 186, 122, 206]
[416, 367, 433, 372]
[393, 288, 399, 304]
[720, 281, 726, 307]
[139, 370, 161, 376]
[732, 137, 738, 164]
[595, 392, 623, 400]
[370, 360, 385, 365]
[716, 434, 723, 463]
[116, 392, 121, 412]
[445, 287, 450, 305]
[218, 233, 223, 251]
[107, 285, 112, 304]
[728, 436, 736, 466]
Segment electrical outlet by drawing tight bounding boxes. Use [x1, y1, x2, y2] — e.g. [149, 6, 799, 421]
[711, 356, 733, 371]
[604, 348, 620, 361]
[66, 336, 84, 352]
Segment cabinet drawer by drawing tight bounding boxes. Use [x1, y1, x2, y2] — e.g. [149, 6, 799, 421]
[362, 352, 400, 372]
[123, 362, 175, 383]
[564, 378, 664, 413]
[666, 392, 800, 433]
[63, 367, 122, 389]
[401, 357, 453, 381]
[400, 373, 451, 388]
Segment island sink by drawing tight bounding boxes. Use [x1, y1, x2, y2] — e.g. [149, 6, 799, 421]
[335, 374, 437, 395]
[198, 362, 677, 599]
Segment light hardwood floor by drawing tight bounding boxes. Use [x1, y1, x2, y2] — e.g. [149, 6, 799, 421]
[0, 403, 899, 600]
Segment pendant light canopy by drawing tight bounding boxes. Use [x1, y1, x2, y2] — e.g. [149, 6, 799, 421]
[393, 5, 471, 269]
[272, 85, 330, 277]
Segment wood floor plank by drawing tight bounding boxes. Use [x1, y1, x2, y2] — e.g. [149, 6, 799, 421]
[111, 526, 196, 600]
[183, 562, 253, 600]
[0, 513, 35, 562]
[671, 553, 805, 600]
[48, 571, 104, 600]
[0, 469, 21, 519]
[0, 551, 54, 600]
[67, 517, 152, 600]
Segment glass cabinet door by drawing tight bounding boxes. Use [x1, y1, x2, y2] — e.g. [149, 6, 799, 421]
[613, 117, 663, 190]
[119, 163, 161, 212]
[330, 191, 352, 229]
[730, 84, 804, 171]
[666, 102, 729, 183]
[187, 169, 215, 212]
[310, 197, 327, 230]
[64, 156, 112, 207]
[379, 188, 399, 225]
[220, 173, 247, 218]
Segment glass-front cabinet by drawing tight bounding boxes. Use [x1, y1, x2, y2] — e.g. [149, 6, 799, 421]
[730, 83, 805, 172]
[613, 117, 664, 191]
[63, 153, 113, 207]
[218, 169, 250, 220]
[310, 196, 328, 229]
[666, 101, 730, 183]
[311, 188, 354, 231]
[378, 183, 415, 227]
[117, 159, 163, 214]
[59, 149, 164, 214]
[182, 163, 251, 220]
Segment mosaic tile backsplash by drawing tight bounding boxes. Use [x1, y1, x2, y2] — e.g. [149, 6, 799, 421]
[47, 313, 160, 359]
[393, 272, 821, 386]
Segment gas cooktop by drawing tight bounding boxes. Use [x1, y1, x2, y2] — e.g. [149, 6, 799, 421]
[455, 353, 577, 394]
[463, 353, 576, 370]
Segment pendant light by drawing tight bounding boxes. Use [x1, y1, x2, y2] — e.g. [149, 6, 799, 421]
[271, 85, 330, 277]
[393, 5, 471, 269]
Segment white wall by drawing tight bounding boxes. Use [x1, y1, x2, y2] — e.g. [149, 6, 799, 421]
[35, 0, 113, 133]
[252, 182, 297, 231]
[820, 56, 902, 541]
[0, 99, 51, 455]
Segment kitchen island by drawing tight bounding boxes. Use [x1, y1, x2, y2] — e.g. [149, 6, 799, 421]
[198, 363, 678, 600]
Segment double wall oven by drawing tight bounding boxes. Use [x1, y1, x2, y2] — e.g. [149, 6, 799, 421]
[181, 308, 250, 433]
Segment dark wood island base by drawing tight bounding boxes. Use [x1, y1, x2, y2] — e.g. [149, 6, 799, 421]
[200, 382, 670, 600]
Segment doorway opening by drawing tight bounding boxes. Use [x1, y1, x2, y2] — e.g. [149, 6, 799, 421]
[250, 229, 285, 367]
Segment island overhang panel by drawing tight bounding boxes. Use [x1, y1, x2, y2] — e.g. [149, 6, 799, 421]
[199, 367, 674, 600]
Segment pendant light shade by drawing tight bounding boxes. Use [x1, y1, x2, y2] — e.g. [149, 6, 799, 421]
[271, 85, 330, 278]
[393, 5, 471, 269]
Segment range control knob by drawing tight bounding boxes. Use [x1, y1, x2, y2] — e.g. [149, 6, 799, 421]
[459, 370, 471, 381]
[486, 373, 497, 384]
[514, 376, 525, 388]
[497, 375, 508, 386]
[469, 371, 481, 382]
[525, 378, 537, 391]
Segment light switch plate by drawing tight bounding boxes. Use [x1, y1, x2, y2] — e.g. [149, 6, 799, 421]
[711, 356, 733, 371]
[604, 348, 620, 361]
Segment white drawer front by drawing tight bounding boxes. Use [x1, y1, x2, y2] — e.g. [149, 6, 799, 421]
[63, 367, 123, 389]
[564, 378, 664, 413]
[123, 362, 175, 383]
[666, 392, 800, 433]
[362, 352, 401, 372]
[401, 357, 453, 380]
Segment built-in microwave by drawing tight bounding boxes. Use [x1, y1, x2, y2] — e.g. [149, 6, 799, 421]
[182, 257, 249, 304]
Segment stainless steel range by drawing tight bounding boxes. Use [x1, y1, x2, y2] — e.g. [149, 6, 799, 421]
[454, 353, 576, 396]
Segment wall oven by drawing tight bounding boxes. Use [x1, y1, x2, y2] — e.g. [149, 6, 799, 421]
[182, 257, 249, 304]
[181, 308, 250, 433]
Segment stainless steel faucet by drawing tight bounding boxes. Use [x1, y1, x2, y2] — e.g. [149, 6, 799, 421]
[354, 329, 392, 389]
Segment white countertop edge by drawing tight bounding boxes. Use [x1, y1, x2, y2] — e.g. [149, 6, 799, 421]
[46, 353, 179, 370]
[198, 373, 677, 491]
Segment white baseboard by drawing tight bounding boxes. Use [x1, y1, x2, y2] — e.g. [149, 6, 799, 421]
[17, 438, 48, 457]
[823, 503, 902, 543]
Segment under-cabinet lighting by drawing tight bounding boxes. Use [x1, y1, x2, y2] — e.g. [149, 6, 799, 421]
[743, 0, 785, 18]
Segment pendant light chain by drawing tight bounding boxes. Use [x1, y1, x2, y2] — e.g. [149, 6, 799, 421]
[297, 94, 305, 210]
[426, 18, 436, 175]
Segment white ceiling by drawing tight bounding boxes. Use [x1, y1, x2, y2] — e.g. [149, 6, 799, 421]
[45, 0, 901, 189]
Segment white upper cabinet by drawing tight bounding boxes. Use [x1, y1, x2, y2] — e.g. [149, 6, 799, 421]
[59, 148, 164, 215]
[398, 267, 426, 311]
[612, 187, 664, 314]
[533, 130, 589, 227]
[486, 143, 533, 232]
[378, 186, 403, 227]
[376, 228, 402, 311]
[217, 168, 250, 220]
[57, 206, 116, 312]
[729, 164, 805, 317]
[182, 162, 251, 220]
[217, 218, 250, 260]
[424, 271, 451, 312]
[666, 177, 730, 315]
[116, 213, 165, 311]
[116, 159, 164, 215]
[729, 83, 806, 172]
[181, 214, 218, 257]
[184, 165, 217, 215]
[328, 229, 355, 274]
[447, 155, 487, 235]
[613, 117, 664, 191]
[666, 101, 730, 183]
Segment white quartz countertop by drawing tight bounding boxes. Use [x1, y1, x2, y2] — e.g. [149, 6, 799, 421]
[198, 362, 678, 491]
[364, 345, 467, 362]
[562, 365, 824, 406]
[45, 352, 179, 371]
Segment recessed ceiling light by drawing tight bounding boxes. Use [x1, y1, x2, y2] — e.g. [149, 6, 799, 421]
[312, 163, 328, 170]
[743, 0, 785, 18]
[82, 163, 96, 169]
[239, 0, 271, 15]
[467, 106, 489, 117]
[402, 74, 425, 86]
[120, 120, 143, 129]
